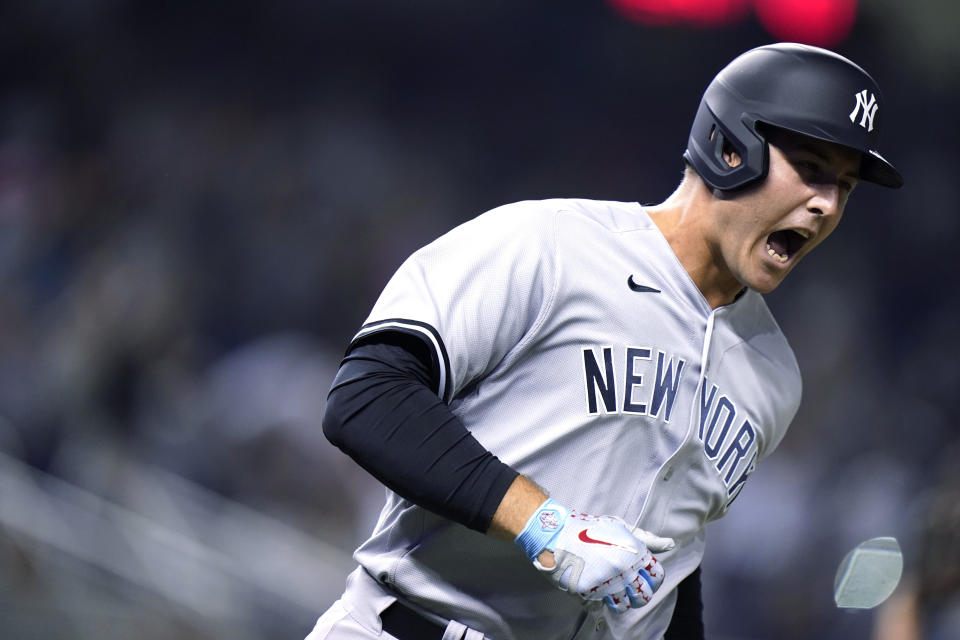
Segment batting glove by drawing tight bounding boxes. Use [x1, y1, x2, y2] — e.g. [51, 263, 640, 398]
[515, 499, 674, 614]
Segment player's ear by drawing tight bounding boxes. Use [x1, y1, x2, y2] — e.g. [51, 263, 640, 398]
[709, 125, 742, 169]
[722, 139, 742, 169]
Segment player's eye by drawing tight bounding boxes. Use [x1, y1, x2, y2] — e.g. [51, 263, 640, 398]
[787, 153, 816, 175]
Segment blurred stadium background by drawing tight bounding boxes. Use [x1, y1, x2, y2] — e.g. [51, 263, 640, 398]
[0, 1, 958, 638]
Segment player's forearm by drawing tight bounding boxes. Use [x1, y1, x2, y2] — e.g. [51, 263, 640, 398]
[487, 475, 549, 540]
[488, 475, 559, 567]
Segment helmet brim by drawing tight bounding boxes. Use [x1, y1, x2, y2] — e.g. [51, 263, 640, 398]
[758, 120, 905, 190]
[860, 149, 903, 189]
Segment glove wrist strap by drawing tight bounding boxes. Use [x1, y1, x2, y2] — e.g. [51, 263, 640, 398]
[514, 498, 568, 560]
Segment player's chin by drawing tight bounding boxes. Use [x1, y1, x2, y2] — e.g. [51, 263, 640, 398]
[746, 265, 793, 294]
[749, 279, 783, 295]
[747, 251, 805, 293]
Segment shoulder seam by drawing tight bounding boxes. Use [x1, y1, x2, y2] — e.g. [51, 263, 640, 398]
[498, 208, 563, 369]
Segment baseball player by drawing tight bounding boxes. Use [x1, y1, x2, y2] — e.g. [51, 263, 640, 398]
[308, 43, 902, 640]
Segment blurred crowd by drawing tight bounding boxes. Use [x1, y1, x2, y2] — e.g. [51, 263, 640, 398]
[0, 2, 957, 639]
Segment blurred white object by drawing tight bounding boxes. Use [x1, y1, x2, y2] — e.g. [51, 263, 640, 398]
[834, 536, 903, 609]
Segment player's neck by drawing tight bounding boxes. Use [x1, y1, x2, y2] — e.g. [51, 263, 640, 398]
[647, 185, 745, 309]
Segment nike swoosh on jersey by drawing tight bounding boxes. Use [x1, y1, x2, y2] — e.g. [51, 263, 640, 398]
[627, 275, 661, 294]
[578, 528, 638, 553]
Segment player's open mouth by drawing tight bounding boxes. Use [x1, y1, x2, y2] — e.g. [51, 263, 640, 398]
[765, 228, 810, 264]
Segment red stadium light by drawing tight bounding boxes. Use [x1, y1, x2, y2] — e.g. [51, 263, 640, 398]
[608, 0, 750, 27]
[753, 0, 858, 48]
[608, 0, 859, 47]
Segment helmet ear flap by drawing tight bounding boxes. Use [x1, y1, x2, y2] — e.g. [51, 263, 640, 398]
[683, 102, 766, 191]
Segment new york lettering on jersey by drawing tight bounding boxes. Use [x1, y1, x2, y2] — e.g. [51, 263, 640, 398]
[581, 344, 761, 506]
[581, 346, 686, 421]
[697, 377, 758, 505]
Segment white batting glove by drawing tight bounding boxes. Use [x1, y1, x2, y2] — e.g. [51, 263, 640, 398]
[515, 499, 675, 613]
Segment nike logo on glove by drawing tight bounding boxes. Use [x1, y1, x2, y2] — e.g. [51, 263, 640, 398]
[578, 528, 638, 553]
[627, 275, 661, 294]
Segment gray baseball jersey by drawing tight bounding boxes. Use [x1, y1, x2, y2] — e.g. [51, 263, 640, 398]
[347, 198, 801, 639]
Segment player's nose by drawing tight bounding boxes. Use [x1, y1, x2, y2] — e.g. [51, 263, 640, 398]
[807, 182, 842, 218]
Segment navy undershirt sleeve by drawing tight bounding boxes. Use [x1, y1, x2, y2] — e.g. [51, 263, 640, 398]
[322, 331, 519, 533]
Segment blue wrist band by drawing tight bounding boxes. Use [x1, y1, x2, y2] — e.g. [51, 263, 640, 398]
[514, 498, 568, 560]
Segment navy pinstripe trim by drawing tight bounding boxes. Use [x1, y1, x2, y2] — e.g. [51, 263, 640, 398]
[351, 319, 452, 403]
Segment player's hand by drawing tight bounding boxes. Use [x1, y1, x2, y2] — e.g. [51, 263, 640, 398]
[514, 499, 674, 613]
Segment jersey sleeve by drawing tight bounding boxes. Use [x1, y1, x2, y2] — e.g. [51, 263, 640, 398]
[351, 201, 561, 403]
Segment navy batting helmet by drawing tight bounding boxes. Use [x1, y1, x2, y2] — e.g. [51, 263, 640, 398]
[683, 43, 903, 191]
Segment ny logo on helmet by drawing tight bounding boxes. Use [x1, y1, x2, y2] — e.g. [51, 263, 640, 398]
[849, 89, 878, 132]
